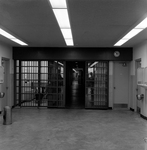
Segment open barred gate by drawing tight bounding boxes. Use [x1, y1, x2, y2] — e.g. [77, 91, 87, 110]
[14, 60, 108, 109]
[85, 61, 109, 108]
[14, 60, 65, 107]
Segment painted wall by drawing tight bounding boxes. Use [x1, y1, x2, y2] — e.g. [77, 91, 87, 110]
[130, 40, 147, 117]
[109, 61, 113, 108]
[0, 42, 13, 112]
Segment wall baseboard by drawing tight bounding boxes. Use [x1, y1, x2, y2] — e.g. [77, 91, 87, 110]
[130, 108, 134, 111]
[140, 114, 147, 120]
[113, 104, 128, 108]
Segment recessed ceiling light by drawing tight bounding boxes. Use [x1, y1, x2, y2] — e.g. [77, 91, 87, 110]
[114, 39, 129, 46]
[114, 16, 147, 46]
[53, 9, 70, 28]
[49, 0, 67, 8]
[135, 17, 147, 29]
[0, 28, 15, 39]
[11, 38, 28, 46]
[61, 29, 73, 39]
[0, 28, 28, 46]
[123, 28, 143, 39]
[49, 0, 74, 46]
[65, 39, 74, 46]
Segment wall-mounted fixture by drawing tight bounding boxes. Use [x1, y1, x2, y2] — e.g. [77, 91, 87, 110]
[119, 62, 127, 67]
[136, 94, 144, 100]
[0, 92, 5, 98]
[122, 62, 127, 67]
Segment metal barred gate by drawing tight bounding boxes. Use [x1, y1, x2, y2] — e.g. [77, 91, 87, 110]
[14, 60, 108, 108]
[14, 60, 65, 107]
[85, 61, 109, 108]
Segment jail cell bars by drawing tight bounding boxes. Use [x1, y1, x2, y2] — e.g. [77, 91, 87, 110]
[85, 61, 108, 108]
[15, 60, 65, 107]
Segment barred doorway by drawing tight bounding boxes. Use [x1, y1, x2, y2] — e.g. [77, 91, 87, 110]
[14, 60, 108, 109]
[85, 61, 109, 108]
[14, 60, 65, 108]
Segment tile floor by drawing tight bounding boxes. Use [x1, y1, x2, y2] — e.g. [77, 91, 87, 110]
[0, 108, 147, 150]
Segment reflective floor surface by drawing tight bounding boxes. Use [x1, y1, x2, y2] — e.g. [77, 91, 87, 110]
[0, 108, 147, 150]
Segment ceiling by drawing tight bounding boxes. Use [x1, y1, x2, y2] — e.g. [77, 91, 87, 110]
[0, 0, 147, 48]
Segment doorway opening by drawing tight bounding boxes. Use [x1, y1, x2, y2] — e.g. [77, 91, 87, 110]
[66, 61, 85, 108]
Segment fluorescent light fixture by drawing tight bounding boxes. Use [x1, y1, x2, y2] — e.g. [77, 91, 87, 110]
[0, 28, 28, 46]
[114, 39, 129, 46]
[61, 29, 72, 39]
[11, 38, 28, 46]
[123, 28, 143, 39]
[53, 9, 70, 28]
[0, 28, 15, 39]
[114, 17, 147, 46]
[65, 39, 74, 46]
[135, 17, 147, 29]
[49, 0, 74, 46]
[114, 28, 143, 46]
[49, 0, 67, 8]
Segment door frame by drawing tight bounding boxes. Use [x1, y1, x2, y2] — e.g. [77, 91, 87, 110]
[113, 61, 130, 109]
[135, 58, 142, 113]
[1, 57, 11, 109]
[85, 61, 109, 109]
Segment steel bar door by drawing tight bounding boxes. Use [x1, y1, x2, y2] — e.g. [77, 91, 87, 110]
[85, 61, 108, 108]
[15, 60, 65, 107]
